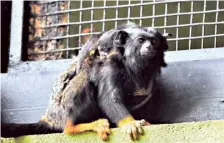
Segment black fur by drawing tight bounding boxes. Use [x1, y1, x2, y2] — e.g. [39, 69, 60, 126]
[96, 27, 169, 124]
[76, 22, 138, 73]
[1, 26, 170, 137]
[0, 27, 130, 138]
[1, 122, 61, 138]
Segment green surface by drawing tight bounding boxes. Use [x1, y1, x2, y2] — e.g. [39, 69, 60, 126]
[1, 120, 224, 143]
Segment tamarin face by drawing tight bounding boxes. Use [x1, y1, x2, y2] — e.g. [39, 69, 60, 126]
[124, 27, 171, 61]
[97, 26, 132, 60]
[97, 29, 118, 59]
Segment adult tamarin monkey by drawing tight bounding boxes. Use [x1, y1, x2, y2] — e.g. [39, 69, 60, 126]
[2, 27, 171, 141]
[95, 27, 171, 140]
[50, 22, 170, 112]
[75, 22, 171, 111]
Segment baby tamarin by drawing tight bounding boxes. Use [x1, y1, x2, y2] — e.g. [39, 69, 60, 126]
[76, 22, 138, 73]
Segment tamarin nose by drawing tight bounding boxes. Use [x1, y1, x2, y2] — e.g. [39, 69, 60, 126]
[145, 41, 151, 49]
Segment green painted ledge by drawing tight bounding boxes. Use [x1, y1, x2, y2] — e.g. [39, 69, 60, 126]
[1, 120, 224, 143]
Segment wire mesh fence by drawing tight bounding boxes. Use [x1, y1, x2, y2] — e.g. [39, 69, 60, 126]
[28, 0, 224, 60]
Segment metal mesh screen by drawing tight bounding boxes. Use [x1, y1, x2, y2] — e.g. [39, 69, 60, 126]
[29, 0, 224, 59]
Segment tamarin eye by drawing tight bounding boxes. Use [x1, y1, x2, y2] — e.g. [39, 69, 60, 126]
[151, 39, 157, 45]
[138, 38, 145, 44]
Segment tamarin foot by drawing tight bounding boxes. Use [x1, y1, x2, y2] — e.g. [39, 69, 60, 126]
[64, 119, 111, 141]
[118, 116, 146, 140]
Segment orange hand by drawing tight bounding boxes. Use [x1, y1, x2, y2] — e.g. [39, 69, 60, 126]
[64, 119, 111, 141]
[118, 116, 147, 140]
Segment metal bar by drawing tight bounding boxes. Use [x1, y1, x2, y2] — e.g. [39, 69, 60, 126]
[168, 34, 224, 41]
[66, 1, 70, 58]
[139, 0, 143, 26]
[37, 0, 193, 16]
[45, 2, 48, 31]
[152, 0, 155, 27]
[214, 0, 219, 48]
[30, 34, 224, 54]
[41, 9, 224, 28]
[39, 22, 224, 41]
[201, 0, 207, 49]
[115, 0, 119, 28]
[79, 0, 83, 47]
[90, 0, 94, 35]
[176, 2, 180, 51]
[189, 1, 194, 50]
[164, 2, 168, 34]
[127, 0, 131, 23]
[9, 0, 24, 64]
[29, 47, 82, 54]
[56, 1, 59, 45]
[102, 0, 106, 31]
[154, 21, 224, 29]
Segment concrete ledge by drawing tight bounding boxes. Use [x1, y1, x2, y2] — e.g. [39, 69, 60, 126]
[165, 48, 224, 63]
[2, 59, 224, 124]
[1, 120, 224, 143]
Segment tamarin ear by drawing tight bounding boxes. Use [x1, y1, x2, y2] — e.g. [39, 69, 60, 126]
[161, 33, 172, 51]
[113, 30, 129, 46]
[163, 33, 172, 39]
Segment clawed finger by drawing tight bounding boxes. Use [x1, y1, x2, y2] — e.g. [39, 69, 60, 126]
[98, 131, 109, 141]
[104, 126, 111, 135]
[121, 119, 147, 140]
[135, 120, 144, 135]
[131, 125, 138, 140]
[95, 119, 111, 141]
[127, 125, 132, 136]
[137, 126, 144, 135]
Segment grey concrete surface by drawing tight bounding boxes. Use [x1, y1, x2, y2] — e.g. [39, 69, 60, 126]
[165, 48, 224, 62]
[1, 60, 73, 123]
[1, 58, 224, 124]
